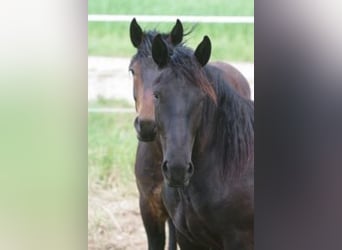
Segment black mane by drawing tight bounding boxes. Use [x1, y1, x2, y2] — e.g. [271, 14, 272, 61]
[204, 65, 254, 175]
[159, 46, 217, 102]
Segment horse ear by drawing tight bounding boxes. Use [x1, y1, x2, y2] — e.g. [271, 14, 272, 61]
[152, 34, 169, 68]
[194, 36, 211, 67]
[170, 19, 183, 45]
[130, 18, 143, 48]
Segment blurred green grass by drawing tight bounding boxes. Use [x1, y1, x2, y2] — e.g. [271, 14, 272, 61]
[88, 0, 254, 61]
[88, 96, 133, 108]
[89, 0, 253, 16]
[88, 99, 137, 187]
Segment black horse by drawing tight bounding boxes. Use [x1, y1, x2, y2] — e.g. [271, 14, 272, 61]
[151, 34, 254, 249]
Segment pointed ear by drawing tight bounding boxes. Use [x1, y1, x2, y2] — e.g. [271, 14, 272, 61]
[130, 18, 143, 48]
[194, 36, 211, 67]
[170, 19, 183, 45]
[152, 34, 170, 68]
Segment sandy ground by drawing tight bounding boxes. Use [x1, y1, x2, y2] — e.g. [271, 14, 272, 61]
[88, 57, 254, 103]
[88, 180, 147, 250]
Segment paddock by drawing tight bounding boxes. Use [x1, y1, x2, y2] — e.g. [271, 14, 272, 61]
[88, 57, 254, 104]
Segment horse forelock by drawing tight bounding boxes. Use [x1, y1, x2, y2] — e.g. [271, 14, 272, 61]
[166, 47, 217, 104]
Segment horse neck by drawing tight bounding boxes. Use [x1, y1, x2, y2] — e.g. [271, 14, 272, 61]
[196, 77, 254, 176]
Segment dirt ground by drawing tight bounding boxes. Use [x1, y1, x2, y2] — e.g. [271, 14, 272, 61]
[88, 181, 148, 250]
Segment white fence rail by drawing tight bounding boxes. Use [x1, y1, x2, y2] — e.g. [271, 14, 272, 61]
[88, 15, 254, 24]
[88, 108, 135, 113]
[88, 15, 253, 113]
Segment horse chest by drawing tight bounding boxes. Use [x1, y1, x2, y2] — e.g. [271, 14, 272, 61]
[163, 185, 221, 247]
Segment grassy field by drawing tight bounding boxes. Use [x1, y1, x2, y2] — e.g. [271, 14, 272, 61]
[88, 0, 254, 61]
[88, 99, 137, 188]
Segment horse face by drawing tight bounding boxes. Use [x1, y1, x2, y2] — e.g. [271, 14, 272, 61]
[153, 70, 205, 187]
[130, 61, 158, 141]
[129, 18, 184, 142]
[151, 34, 212, 187]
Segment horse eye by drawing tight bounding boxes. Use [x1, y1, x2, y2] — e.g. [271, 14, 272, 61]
[153, 92, 160, 100]
[129, 69, 135, 76]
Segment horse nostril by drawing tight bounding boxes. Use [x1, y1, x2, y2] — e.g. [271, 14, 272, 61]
[162, 161, 168, 173]
[188, 162, 194, 174]
[134, 117, 140, 132]
[140, 120, 155, 132]
[152, 123, 157, 132]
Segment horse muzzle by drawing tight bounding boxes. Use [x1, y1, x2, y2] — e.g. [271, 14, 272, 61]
[134, 117, 157, 142]
[161, 160, 194, 187]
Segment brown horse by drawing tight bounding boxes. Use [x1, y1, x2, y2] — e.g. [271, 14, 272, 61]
[151, 34, 254, 249]
[130, 18, 181, 250]
[129, 18, 251, 250]
[210, 61, 251, 99]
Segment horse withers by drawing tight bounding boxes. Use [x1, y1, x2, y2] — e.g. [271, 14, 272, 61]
[151, 34, 254, 249]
